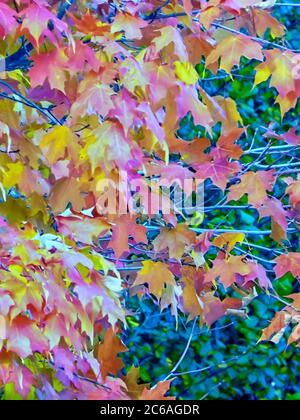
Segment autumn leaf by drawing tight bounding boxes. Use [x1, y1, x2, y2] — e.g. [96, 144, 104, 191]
[0, 0, 298, 401]
[19, 3, 72, 49]
[254, 50, 297, 97]
[123, 367, 149, 400]
[98, 328, 127, 379]
[287, 180, 300, 209]
[206, 35, 263, 74]
[213, 232, 245, 255]
[48, 177, 85, 214]
[204, 254, 252, 288]
[70, 73, 114, 120]
[109, 216, 147, 260]
[200, 6, 221, 30]
[182, 276, 203, 320]
[111, 13, 148, 40]
[70, 9, 110, 36]
[227, 170, 276, 206]
[195, 153, 240, 191]
[215, 128, 245, 159]
[133, 261, 176, 299]
[140, 380, 175, 400]
[259, 312, 290, 344]
[152, 26, 188, 61]
[57, 216, 110, 245]
[252, 8, 285, 38]
[40, 126, 77, 165]
[176, 85, 213, 130]
[0, 3, 17, 39]
[265, 126, 300, 146]
[274, 253, 300, 279]
[29, 49, 68, 92]
[174, 61, 199, 85]
[153, 224, 196, 260]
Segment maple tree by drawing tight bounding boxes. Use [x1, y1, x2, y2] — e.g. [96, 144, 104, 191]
[0, 0, 299, 400]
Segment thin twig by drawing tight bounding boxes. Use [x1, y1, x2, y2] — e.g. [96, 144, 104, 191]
[163, 318, 197, 381]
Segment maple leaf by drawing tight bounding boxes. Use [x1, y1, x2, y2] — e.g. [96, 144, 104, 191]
[201, 92, 243, 135]
[182, 276, 203, 320]
[213, 232, 245, 255]
[179, 0, 192, 14]
[0, 267, 44, 315]
[200, 6, 221, 30]
[109, 216, 147, 260]
[110, 89, 138, 134]
[180, 138, 211, 166]
[39, 126, 78, 165]
[140, 380, 175, 400]
[204, 254, 251, 288]
[133, 261, 176, 299]
[265, 127, 300, 146]
[206, 35, 263, 74]
[227, 170, 276, 206]
[152, 26, 188, 62]
[274, 253, 300, 279]
[176, 85, 213, 130]
[98, 328, 127, 378]
[195, 152, 240, 191]
[67, 41, 100, 75]
[243, 262, 272, 289]
[88, 121, 136, 172]
[215, 128, 245, 159]
[174, 61, 199, 85]
[48, 177, 85, 214]
[85, 378, 129, 401]
[257, 197, 288, 243]
[19, 3, 73, 49]
[1, 161, 24, 190]
[70, 73, 114, 120]
[0, 0, 299, 401]
[43, 312, 68, 349]
[111, 13, 148, 40]
[6, 315, 49, 359]
[221, 0, 261, 13]
[254, 49, 298, 98]
[252, 8, 285, 38]
[29, 49, 68, 92]
[259, 312, 290, 344]
[153, 224, 196, 260]
[0, 3, 17, 39]
[137, 102, 166, 143]
[287, 180, 300, 209]
[123, 366, 149, 400]
[57, 216, 110, 245]
[70, 10, 110, 36]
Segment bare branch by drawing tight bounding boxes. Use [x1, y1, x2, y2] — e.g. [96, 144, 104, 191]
[145, 225, 297, 235]
[163, 317, 198, 381]
[0, 80, 62, 125]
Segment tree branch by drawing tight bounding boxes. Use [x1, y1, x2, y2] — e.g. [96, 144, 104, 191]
[163, 317, 197, 381]
[145, 225, 297, 235]
[0, 81, 62, 125]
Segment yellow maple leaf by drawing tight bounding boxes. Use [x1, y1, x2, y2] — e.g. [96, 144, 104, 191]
[2, 161, 24, 189]
[213, 232, 245, 256]
[174, 61, 199, 85]
[40, 126, 76, 165]
[133, 261, 176, 299]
